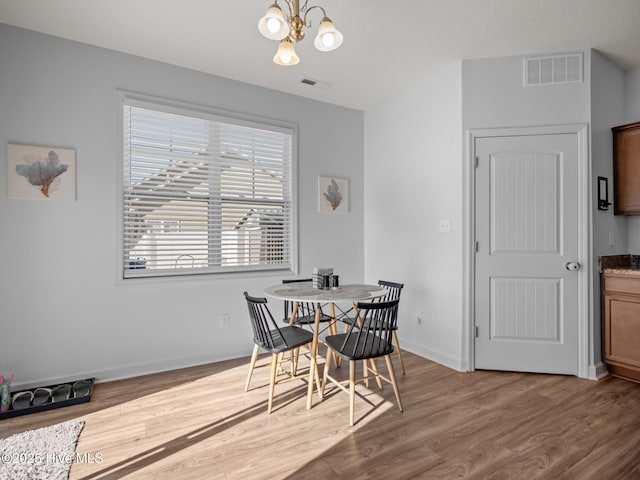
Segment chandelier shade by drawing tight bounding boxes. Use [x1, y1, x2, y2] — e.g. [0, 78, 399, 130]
[313, 17, 343, 51]
[257, 3, 290, 40]
[273, 38, 300, 66]
[258, 0, 343, 66]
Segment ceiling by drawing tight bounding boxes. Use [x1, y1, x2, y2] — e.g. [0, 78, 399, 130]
[1, 0, 640, 111]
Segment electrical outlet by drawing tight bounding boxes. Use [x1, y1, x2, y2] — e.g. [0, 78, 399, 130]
[220, 314, 230, 328]
[438, 218, 451, 232]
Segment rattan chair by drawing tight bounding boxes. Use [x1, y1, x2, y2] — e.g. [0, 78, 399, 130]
[244, 292, 315, 413]
[321, 299, 404, 426]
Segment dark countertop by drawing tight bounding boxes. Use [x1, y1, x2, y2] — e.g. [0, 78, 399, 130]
[600, 254, 640, 276]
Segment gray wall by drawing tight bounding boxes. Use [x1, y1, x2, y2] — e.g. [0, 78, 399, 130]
[363, 62, 464, 370]
[591, 52, 627, 257]
[590, 50, 626, 375]
[462, 52, 590, 128]
[0, 24, 365, 387]
[626, 67, 640, 122]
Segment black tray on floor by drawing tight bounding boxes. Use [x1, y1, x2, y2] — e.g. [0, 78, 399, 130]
[0, 378, 94, 420]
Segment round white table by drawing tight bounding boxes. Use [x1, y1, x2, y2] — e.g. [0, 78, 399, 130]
[264, 282, 387, 304]
[264, 282, 386, 409]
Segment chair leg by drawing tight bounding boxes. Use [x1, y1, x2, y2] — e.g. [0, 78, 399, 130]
[276, 352, 286, 375]
[369, 359, 384, 390]
[349, 360, 356, 426]
[329, 305, 342, 368]
[384, 354, 403, 412]
[334, 349, 342, 368]
[245, 344, 260, 392]
[321, 346, 333, 396]
[291, 348, 298, 376]
[393, 330, 406, 375]
[314, 355, 323, 399]
[363, 358, 369, 388]
[268, 353, 278, 413]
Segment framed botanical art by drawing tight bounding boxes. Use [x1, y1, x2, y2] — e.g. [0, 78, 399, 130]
[7, 144, 76, 201]
[318, 176, 348, 213]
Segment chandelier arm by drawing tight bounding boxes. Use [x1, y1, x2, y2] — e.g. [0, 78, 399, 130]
[280, 0, 296, 19]
[279, 0, 327, 28]
[302, 5, 327, 27]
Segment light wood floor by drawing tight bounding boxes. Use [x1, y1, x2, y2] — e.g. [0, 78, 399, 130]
[3, 351, 640, 479]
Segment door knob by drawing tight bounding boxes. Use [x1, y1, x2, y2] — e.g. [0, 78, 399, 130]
[565, 261, 581, 271]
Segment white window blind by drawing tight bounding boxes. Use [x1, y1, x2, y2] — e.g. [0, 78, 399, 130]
[122, 99, 294, 278]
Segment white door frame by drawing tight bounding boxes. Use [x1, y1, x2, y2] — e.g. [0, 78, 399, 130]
[463, 123, 593, 378]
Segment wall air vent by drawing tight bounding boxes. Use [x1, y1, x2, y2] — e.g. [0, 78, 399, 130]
[523, 53, 583, 87]
[300, 77, 333, 89]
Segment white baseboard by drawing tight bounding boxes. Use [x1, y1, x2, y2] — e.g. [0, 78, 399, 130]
[398, 338, 606, 381]
[399, 338, 464, 372]
[11, 350, 251, 390]
[589, 361, 609, 381]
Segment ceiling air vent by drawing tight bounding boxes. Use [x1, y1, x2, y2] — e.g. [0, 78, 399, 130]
[523, 53, 583, 87]
[300, 77, 333, 89]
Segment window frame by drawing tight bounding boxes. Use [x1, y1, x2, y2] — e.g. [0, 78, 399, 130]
[118, 92, 298, 280]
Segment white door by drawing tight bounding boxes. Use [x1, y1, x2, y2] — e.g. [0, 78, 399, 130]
[475, 133, 579, 375]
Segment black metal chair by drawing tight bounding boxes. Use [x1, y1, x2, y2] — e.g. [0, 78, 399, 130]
[243, 292, 315, 413]
[341, 280, 406, 374]
[321, 298, 404, 426]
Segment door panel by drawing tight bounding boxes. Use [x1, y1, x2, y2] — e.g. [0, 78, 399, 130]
[475, 133, 578, 375]
[490, 277, 560, 342]
[491, 151, 559, 254]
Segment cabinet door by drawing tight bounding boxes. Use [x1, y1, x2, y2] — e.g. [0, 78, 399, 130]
[604, 293, 640, 369]
[613, 122, 640, 215]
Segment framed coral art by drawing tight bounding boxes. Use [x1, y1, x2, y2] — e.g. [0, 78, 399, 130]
[318, 176, 348, 213]
[8, 144, 76, 201]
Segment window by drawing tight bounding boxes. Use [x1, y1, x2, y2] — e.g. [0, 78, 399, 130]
[122, 97, 295, 278]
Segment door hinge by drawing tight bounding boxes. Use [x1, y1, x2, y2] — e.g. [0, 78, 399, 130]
[475, 156, 479, 168]
[475, 326, 479, 338]
[475, 241, 479, 252]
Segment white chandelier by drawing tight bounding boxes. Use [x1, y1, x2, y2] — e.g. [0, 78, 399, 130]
[258, 0, 343, 66]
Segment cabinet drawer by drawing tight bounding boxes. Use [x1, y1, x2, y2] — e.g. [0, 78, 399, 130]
[604, 295, 640, 368]
[603, 275, 640, 295]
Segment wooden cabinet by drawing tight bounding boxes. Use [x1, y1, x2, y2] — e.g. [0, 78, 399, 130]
[612, 121, 640, 215]
[602, 273, 640, 382]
